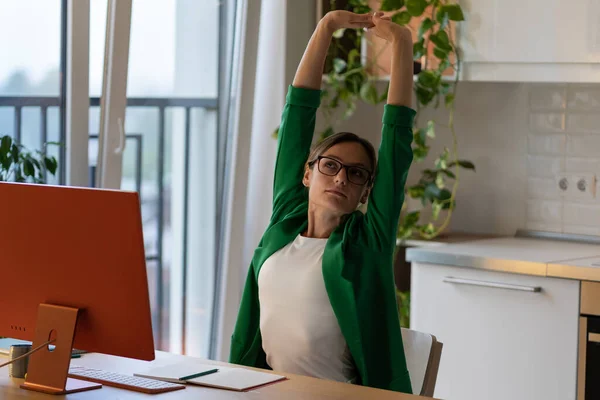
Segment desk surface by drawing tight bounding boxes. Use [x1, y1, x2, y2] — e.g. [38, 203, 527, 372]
[1, 351, 433, 399]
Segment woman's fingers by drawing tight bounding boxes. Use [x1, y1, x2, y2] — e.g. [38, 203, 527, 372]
[349, 12, 374, 28]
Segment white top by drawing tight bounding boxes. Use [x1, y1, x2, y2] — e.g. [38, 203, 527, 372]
[257, 234, 356, 383]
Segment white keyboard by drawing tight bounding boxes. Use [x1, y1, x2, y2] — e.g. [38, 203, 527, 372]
[68, 365, 186, 394]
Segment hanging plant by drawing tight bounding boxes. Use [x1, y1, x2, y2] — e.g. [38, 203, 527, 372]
[273, 0, 475, 241]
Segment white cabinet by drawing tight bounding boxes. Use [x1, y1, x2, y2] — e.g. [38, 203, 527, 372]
[411, 263, 580, 400]
[458, 0, 600, 82]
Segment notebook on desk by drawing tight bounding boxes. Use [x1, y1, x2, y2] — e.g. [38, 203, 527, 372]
[134, 363, 219, 383]
[135, 363, 286, 391]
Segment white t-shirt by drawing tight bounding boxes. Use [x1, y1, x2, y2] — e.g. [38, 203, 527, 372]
[257, 234, 356, 383]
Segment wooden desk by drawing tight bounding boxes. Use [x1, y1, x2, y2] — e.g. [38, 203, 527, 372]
[1, 351, 433, 399]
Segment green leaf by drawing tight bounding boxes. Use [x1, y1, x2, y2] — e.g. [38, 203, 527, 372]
[438, 58, 451, 72]
[417, 70, 441, 89]
[421, 169, 436, 179]
[29, 157, 41, 171]
[333, 28, 346, 39]
[380, 0, 405, 11]
[415, 85, 436, 106]
[348, 49, 360, 66]
[420, 223, 436, 236]
[413, 129, 426, 147]
[404, 210, 421, 226]
[439, 169, 456, 179]
[438, 188, 452, 202]
[424, 183, 441, 201]
[435, 148, 449, 169]
[434, 46, 449, 60]
[435, 172, 445, 188]
[45, 157, 58, 175]
[426, 120, 435, 138]
[346, 70, 366, 94]
[360, 81, 379, 105]
[441, 4, 465, 21]
[413, 146, 429, 160]
[445, 93, 455, 108]
[406, 0, 427, 17]
[1, 135, 11, 155]
[418, 18, 434, 39]
[397, 227, 413, 240]
[449, 160, 476, 171]
[392, 11, 412, 25]
[441, 196, 456, 210]
[430, 30, 451, 51]
[407, 184, 425, 198]
[11, 144, 19, 163]
[0, 155, 10, 171]
[23, 159, 34, 177]
[333, 58, 347, 73]
[438, 10, 450, 30]
[413, 39, 425, 60]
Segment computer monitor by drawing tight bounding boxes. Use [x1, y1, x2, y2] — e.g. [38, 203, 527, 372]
[0, 182, 155, 394]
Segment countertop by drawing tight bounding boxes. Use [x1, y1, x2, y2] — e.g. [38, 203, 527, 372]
[406, 236, 600, 282]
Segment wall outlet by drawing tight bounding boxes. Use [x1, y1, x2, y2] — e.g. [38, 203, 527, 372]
[572, 173, 597, 200]
[555, 173, 597, 200]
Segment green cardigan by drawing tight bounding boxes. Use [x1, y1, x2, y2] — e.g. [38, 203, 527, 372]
[229, 86, 415, 393]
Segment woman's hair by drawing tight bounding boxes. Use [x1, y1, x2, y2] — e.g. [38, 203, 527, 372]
[305, 132, 377, 183]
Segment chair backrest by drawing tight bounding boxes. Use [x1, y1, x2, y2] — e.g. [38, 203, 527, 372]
[401, 328, 443, 397]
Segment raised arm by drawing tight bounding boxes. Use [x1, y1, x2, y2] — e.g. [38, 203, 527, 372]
[272, 12, 374, 219]
[375, 12, 413, 106]
[293, 12, 373, 89]
[363, 14, 416, 247]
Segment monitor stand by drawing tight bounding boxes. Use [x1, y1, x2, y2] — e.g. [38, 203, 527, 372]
[20, 304, 102, 395]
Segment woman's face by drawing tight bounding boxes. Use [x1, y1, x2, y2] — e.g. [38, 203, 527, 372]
[303, 141, 373, 216]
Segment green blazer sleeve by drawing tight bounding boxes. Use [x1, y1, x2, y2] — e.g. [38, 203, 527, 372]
[363, 104, 416, 249]
[271, 85, 321, 220]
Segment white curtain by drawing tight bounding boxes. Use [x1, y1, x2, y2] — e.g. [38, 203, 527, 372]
[214, 0, 287, 361]
[242, 0, 286, 277]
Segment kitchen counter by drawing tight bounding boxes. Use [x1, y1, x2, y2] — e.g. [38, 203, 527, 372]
[406, 236, 600, 281]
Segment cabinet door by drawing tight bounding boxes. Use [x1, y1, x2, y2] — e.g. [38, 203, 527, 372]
[411, 263, 580, 400]
[459, 0, 600, 64]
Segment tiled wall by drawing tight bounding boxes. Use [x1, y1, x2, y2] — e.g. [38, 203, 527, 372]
[527, 85, 600, 235]
[333, 82, 600, 237]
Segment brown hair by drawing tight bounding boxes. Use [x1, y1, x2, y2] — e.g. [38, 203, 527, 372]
[305, 132, 377, 183]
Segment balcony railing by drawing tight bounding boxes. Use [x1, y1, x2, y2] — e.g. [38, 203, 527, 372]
[0, 95, 218, 349]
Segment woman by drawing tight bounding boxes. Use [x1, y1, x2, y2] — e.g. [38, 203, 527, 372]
[230, 11, 415, 393]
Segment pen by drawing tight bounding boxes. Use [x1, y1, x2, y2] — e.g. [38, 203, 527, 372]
[180, 369, 218, 381]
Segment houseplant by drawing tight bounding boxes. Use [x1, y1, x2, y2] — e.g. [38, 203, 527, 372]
[0, 135, 58, 183]
[321, 0, 475, 241]
[273, 0, 475, 239]
[272, 0, 477, 325]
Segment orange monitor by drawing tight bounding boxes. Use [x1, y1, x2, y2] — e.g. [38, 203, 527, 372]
[0, 182, 155, 394]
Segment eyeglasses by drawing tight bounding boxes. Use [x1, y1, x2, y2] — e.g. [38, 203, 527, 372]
[310, 156, 372, 185]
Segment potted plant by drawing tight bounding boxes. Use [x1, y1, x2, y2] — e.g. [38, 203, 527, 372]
[0, 135, 59, 183]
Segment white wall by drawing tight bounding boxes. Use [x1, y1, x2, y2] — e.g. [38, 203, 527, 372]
[333, 81, 600, 237]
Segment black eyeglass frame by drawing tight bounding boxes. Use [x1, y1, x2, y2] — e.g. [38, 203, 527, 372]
[308, 155, 373, 185]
